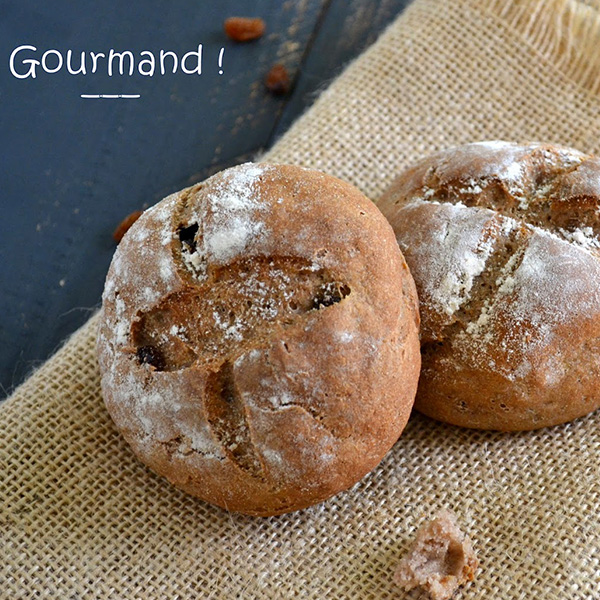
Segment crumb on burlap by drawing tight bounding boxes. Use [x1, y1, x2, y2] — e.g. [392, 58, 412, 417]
[393, 509, 479, 600]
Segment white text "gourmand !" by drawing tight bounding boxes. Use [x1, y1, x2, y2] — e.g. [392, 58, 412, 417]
[9, 45, 205, 79]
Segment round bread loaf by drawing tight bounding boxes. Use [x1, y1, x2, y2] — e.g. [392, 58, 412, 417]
[379, 141, 600, 431]
[97, 163, 421, 516]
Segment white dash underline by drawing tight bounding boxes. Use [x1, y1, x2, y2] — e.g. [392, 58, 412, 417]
[81, 94, 141, 99]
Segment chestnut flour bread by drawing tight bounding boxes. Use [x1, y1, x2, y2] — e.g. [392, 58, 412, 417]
[379, 141, 600, 431]
[97, 163, 421, 516]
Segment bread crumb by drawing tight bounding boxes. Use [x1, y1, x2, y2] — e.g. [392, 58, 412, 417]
[393, 509, 478, 600]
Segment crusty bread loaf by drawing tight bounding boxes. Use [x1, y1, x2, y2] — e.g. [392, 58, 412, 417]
[97, 163, 421, 516]
[379, 141, 600, 431]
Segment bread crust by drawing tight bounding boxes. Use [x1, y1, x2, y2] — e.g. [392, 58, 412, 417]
[97, 163, 421, 515]
[379, 141, 600, 431]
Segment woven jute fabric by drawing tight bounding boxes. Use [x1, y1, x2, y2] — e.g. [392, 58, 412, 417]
[3, 0, 600, 597]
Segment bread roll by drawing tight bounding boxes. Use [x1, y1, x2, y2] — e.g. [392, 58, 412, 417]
[97, 163, 421, 515]
[379, 141, 600, 431]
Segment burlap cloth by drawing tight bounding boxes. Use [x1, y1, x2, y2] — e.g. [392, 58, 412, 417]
[3, 0, 600, 597]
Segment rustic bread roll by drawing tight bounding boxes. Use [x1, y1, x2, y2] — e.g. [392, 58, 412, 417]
[379, 141, 600, 431]
[97, 163, 421, 516]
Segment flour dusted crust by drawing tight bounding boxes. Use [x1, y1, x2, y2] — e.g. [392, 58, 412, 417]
[379, 141, 600, 431]
[97, 163, 421, 516]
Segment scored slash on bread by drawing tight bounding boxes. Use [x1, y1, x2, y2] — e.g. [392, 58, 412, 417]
[379, 141, 600, 431]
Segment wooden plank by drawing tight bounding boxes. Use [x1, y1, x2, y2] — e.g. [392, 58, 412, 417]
[272, 0, 413, 141]
[0, 0, 414, 395]
[0, 0, 327, 394]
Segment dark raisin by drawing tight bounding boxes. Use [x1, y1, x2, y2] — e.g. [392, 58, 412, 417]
[312, 282, 351, 310]
[339, 283, 351, 297]
[113, 210, 143, 243]
[178, 223, 199, 253]
[265, 64, 290, 95]
[136, 345, 166, 370]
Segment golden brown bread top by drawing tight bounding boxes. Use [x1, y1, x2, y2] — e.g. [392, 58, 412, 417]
[97, 163, 421, 514]
[379, 141, 600, 430]
[386, 141, 600, 240]
[380, 141, 600, 343]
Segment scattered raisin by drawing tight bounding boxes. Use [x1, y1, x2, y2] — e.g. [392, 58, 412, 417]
[224, 17, 266, 42]
[312, 282, 351, 310]
[265, 64, 290, 95]
[178, 222, 199, 253]
[113, 210, 143, 243]
[136, 345, 166, 370]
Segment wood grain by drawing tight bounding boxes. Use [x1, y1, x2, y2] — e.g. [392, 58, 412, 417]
[0, 0, 411, 396]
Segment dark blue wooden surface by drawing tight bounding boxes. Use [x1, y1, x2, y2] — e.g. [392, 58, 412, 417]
[0, 0, 411, 397]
